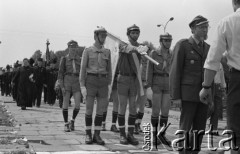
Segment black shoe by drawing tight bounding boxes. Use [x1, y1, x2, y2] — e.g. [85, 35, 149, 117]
[21, 106, 26, 110]
[134, 124, 139, 134]
[69, 120, 75, 131]
[119, 135, 128, 145]
[64, 123, 71, 132]
[93, 134, 105, 145]
[85, 134, 93, 144]
[127, 133, 139, 145]
[110, 125, 119, 133]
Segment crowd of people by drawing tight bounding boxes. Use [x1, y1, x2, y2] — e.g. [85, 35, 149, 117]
[0, 57, 59, 110]
[1, 1, 240, 153]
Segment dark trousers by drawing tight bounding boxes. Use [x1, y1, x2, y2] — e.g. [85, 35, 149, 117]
[43, 86, 47, 103]
[227, 68, 240, 147]
[179, 101, 208, 154]
[210, 84, 223, 130]
[36, 85, 43, 107]
[47, 85, 56, 105]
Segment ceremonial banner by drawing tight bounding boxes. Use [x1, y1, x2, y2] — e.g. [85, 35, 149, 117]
[104, 33, 121, 96]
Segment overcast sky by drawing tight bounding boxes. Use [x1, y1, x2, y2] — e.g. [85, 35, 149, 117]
[0, 0, 233, 67]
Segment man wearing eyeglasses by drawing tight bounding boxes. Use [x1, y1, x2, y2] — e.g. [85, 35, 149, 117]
[58, 40, 81, 132]
[170, 15, 210, 153]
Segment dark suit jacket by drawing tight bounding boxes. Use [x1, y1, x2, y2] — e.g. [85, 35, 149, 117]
[170, 36, 210, 102]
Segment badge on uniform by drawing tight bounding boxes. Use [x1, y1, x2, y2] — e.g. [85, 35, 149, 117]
[191, 51, 194, 54]
[190, 60, 195, 64]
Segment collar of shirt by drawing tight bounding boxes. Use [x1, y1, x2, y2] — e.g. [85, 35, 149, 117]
[93, 43, 104, 50]
[92, 45, 104, 53]
[192, 35, 200, 45]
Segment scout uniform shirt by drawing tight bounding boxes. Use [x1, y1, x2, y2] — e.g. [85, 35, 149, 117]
[79, 44, 112, 87]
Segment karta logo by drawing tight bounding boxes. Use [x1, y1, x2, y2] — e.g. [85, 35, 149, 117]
[142, 123, 239, 152]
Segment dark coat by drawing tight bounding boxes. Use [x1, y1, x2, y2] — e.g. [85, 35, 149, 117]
[34, 66, 46, 86]
[12, 66, 36, 107]
[170, 36, 210, 102]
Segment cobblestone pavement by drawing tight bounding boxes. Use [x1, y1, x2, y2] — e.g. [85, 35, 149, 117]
[0, 95, 230, 154]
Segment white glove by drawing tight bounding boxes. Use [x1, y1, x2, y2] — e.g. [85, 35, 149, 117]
[137, 45, 148, 55]
[81, 86, 87, 100]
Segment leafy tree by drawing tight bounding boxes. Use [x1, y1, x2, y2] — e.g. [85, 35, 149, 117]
[31, 50, 42, 62]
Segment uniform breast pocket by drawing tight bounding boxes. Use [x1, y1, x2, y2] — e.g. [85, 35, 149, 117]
[101, 53, 109, 67]
[186, 52, 200, 66]
[89, 54, 97, 66]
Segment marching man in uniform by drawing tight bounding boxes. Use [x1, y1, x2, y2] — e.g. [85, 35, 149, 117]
[58, 40, 81, 132]
[117, 24, 148, 145]
[80, 27, 112, 145]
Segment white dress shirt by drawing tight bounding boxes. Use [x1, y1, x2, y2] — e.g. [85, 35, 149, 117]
[204, 8, 240, 71]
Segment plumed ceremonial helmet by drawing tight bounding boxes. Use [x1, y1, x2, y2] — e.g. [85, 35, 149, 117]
[127, 24, 140, 35]
[160, 32, 172, 42]
[94, 26, 107, 35]
[189, 15, 209, 28]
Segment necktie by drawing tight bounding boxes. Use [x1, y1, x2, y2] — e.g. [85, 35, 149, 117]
[97, 51, 102, 65]
[72, 59, 76, 73]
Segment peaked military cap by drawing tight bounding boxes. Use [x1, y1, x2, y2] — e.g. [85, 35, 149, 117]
[127, 24, 140, 35]
[189, 15, 209, 28]
[67, 40, 78, 47]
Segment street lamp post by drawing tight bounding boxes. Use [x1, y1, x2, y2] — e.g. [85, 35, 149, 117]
[157, 17, 174, 33]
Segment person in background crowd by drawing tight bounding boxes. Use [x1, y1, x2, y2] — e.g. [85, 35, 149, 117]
[170, 15, 210, 153]
[147, 32, 172, 146]
[58, 40, 81, 132]
[12, 58, 35, 110]
[200, 1, 240, 153]
[80, 27, 112, 145]
[12, 61, 20, 101]
[46, 58, 58, 105]
[0, 69, 5, 96]
[34, 58, 46, 108]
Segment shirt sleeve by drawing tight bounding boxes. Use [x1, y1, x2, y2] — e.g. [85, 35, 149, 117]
[79, 48, 88, 87]
[204, 20, 227, 71]
[108, 51, 112, 85]
[57, 57, 65, 88]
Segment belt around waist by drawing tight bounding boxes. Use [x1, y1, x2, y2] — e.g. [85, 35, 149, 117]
[119, 72, 136, 76]
[65, 73, 79, 77]
[153, 73, 169, 77]
[87, 73, 107, 78]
